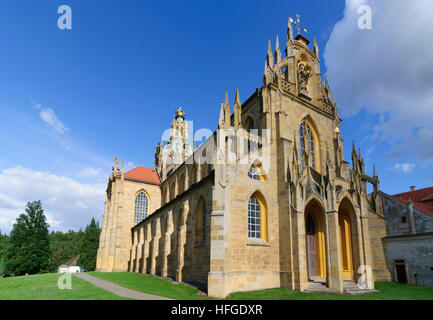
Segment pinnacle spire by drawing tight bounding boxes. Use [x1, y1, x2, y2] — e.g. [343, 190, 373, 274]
[234, 87, 241, 105]
[287, 17, 294, 41]
[223, 89, 231, 127]
[218, 100, 225, 129]
[275, 34, 282, 64]
[373, 164, 377, 177]
[234, 87, 242, 129]
[267, 39, 274, 67]
[313, 37, 319, 57]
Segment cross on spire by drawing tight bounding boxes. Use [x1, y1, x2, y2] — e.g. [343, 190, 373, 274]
[291, 14, 307, 35]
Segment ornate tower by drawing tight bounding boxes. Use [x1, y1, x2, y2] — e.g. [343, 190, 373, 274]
[155, 107, 193, 181]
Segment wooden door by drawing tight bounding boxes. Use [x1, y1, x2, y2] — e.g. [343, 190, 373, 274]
[306, 215, 317, 278]
[339, 212, 354, 280]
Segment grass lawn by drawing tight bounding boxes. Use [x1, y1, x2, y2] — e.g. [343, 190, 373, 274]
[89, 272, 205, 300]
[90, 272, 433, 300]
[0, 273, 128, 300]
[228, 282, 433, 300]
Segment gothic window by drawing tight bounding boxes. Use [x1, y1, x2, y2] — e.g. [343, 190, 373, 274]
[195, 197, 206, 245]
[300, 123, 305, 170]
[248, 192, 267, 241]
[134, 192, 148, 225]
[248, 196, 261, 239]
[309, 127, 316, 169]
[299, 122, 316, 170]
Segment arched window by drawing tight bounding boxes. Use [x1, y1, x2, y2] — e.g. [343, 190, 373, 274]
[248, 193, 267, 241]
[195, 197, 206, 245]
[299, 122, 316, 170]
[134, 192, 148, 225]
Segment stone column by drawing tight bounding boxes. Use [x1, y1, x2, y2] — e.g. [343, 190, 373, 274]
[291, 208, 309, 291]
[359, 200, 374, 289]
[176, 203, 188, 282]
[176, 224, 186, 282]
[162, 212, 172, 278]
[142, 224, 150, 274]
[326, 210, 343, 292]
[150, 220, 159, 276]
[136, 227, 144, 273]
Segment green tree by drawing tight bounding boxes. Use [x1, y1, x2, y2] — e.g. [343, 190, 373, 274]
[0, 232, 8, 259]
[78, 218, 101, 271]
[0, 256, 5, 276]
[48, 229, 84, 272]
[6, 201, 51, 275]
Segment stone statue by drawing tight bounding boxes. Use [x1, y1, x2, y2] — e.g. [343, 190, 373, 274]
[297, 63, 311, 93]
[113, 156, 119, 173]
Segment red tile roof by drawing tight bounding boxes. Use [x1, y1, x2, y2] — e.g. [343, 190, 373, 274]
[124, 166, 161, 185]
[393, 187, 433, 217]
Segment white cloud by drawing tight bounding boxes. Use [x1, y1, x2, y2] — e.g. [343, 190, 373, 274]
[324, 0, 433, 160]
[392, 163, 416, 173]
[77, 167, 102, 178]
[39, 108, 69, 134]
[0, 166, 105, 234]
[31, 99, 69, 134]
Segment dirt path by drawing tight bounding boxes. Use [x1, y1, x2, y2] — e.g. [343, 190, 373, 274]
[74, 273, 172, 300]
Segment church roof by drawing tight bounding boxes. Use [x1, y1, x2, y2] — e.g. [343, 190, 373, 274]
[392, 187, 433, 217]
[124, 166, 161, 185]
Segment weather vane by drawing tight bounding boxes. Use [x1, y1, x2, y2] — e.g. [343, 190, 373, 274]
[290, 14, 307, 35]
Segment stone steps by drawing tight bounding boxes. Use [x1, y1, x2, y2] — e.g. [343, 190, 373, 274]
[305, 280, 377, 295]
[304, 280, 336, 294]
[343, 281, 378, 295]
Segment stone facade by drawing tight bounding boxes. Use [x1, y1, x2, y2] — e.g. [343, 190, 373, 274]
[381, 192, 433, 287]
[96, 165, 161, 272]
[96, 18, 392, 298]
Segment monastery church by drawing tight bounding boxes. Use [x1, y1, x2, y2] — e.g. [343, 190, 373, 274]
[96, 17, 391, 298]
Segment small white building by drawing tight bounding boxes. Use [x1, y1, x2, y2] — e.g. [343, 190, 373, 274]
[58, 255, 81, 273]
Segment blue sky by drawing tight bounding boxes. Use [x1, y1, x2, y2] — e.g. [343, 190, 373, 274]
[0, 0, 432, 233]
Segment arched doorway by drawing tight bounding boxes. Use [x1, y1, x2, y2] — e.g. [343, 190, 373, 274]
[338, 198, 356, 280]
[305, 200, 327, 280]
